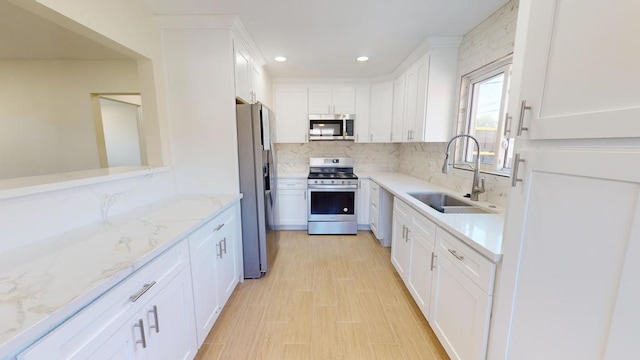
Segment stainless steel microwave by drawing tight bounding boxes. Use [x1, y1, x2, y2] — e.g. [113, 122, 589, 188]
[309, 114, 355, 140]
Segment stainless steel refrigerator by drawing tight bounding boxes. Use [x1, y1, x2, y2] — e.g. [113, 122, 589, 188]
[236, 103, 278, 278]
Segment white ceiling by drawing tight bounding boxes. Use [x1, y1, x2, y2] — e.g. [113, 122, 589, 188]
[139, 0, 508, 78]
[0, 1, 132, 60]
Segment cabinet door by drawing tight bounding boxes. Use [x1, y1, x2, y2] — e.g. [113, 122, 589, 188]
[144, 268, 197, 360]
[274, 86, 308, 143]
[234, 40, 251, 103]
[407, 215, 436, 321]
[276, 189, 307, 226]
[356, 179, 370, 226]
[430, 253, 492, 360]
[390, 200, 411, 282]
[308, 87, 332, 114]
[513, 0, 640, 139]
[412, 55, 430, 142]
[250, 61, 262, 103]
[332, 87, 356, 114]
[391, 75, 406, 142]
[369, 82, 394, 143]
[216, 215, 239, 307]
[489, 148, 640, 360]
[403, 63, 419, 142]
[190, 234, 221, 346]
[354, 85, 370, 143]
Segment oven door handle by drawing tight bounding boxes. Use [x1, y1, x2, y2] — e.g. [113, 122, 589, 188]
[308, 184, 358, 190]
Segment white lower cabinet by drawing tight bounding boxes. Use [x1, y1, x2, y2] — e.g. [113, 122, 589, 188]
[390, 197, 495, 360]
[18, 241, 197, 360]
[275, 178, 307, 229]
[390, 199, 412, 281]
[18, 203, 243, 360]
[370, 181, 393, 246]
[430, 228, 494, 360]
[356, 179, 370, 227]
[189, 205, 240, 347]
[406, 210, 437, 321]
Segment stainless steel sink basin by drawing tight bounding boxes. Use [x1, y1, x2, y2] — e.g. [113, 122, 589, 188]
[407, 192, 491, 214]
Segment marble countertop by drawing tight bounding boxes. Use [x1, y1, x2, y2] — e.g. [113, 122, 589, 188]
[0, 193, 242, 358]
[364, 172, 504, 262]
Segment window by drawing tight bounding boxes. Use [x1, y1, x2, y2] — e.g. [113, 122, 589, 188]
[455, 55, 514, 176]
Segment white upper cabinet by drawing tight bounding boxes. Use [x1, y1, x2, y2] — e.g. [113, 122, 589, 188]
[354, 85, 371, 143]
[234, 39, 261, 104]
[308, 86, 356, 114]
[391, 75, 406, 142]
[392, 40, 460, 143]
[368, 82, 394, 143]
[512, 0, 640, 139]
[274, 85, 309, 143]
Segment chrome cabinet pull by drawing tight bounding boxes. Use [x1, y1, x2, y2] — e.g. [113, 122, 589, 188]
[503, 113, 512, 136]
[149, 305, 160, 333]
[517, 100, 531, 136]
[216, 242, 223, 259]
[213, 223, 225, 232]
[222, 237, 227, 255]
[511, 153, 525, 187]
[134, 319, 147, 348]
[447, 249, 464, 261]
[430, 253, 437, 271]
[130, 281, 157, 303]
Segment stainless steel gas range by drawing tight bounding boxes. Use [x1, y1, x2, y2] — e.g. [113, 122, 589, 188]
[307, 157, 358, 235]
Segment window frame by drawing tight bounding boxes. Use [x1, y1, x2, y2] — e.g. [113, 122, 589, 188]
[454, 54, 514, 177]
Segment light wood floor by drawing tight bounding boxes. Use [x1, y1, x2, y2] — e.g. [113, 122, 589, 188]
[195, 230, 449, 360]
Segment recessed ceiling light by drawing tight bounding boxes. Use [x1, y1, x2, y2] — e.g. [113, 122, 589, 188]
[274, 56, 287, 62]
[356, 56, 369, 62]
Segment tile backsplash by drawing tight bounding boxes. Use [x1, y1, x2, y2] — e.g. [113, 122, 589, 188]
[275, 142, 400, 174]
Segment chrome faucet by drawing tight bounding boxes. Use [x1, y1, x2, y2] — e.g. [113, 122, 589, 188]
[442, 134, 485, 201]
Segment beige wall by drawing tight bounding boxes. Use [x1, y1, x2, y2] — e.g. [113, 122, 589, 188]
[12, 0, 172, 169]
[398, 0, 519, 207]
[0, 60, 140, 179]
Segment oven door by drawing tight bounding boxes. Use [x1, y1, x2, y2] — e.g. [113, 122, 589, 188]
[307, 186, 357, 222]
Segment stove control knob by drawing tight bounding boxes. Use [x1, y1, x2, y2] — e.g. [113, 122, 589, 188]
[331, 180, 335, 184]
[341, 180, 345, 184]
[320, 180, 324, 184]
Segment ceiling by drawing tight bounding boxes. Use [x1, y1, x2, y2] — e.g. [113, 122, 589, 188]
[139, 0, 508, 78]
[0, 1, 132, 60]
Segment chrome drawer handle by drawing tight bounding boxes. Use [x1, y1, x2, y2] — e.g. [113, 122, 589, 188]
[134, 319, 147, 348]
[216, 242, 223, 259]
[149, 305, 160, 333]
[130, 281, 157, 302]
[213, 223, 225, 232]
[517, 100, 531, 136]
[447, 249, 464, 261]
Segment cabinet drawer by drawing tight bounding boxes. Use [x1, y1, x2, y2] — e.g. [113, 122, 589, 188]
[277, 178, 307, 190]
[19, 241, 190, 359]
[188, 206, 235, 254]
[370, 183, 380, 207]
[436, 229, 496, 294]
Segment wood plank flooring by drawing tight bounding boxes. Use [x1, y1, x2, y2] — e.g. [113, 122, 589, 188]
[195, 230, 449, 360]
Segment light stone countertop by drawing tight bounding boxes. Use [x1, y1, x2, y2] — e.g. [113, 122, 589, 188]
[0, 194, 242, 358]
[362, 172, 504, 262]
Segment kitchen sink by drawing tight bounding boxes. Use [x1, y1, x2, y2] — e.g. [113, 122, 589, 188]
[407, 192, 491, 214]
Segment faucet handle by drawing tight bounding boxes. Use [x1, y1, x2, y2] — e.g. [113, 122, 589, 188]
[479, 177, 485, 193]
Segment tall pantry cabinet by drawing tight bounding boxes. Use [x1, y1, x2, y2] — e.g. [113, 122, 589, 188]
[488, 0, 640, 359]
